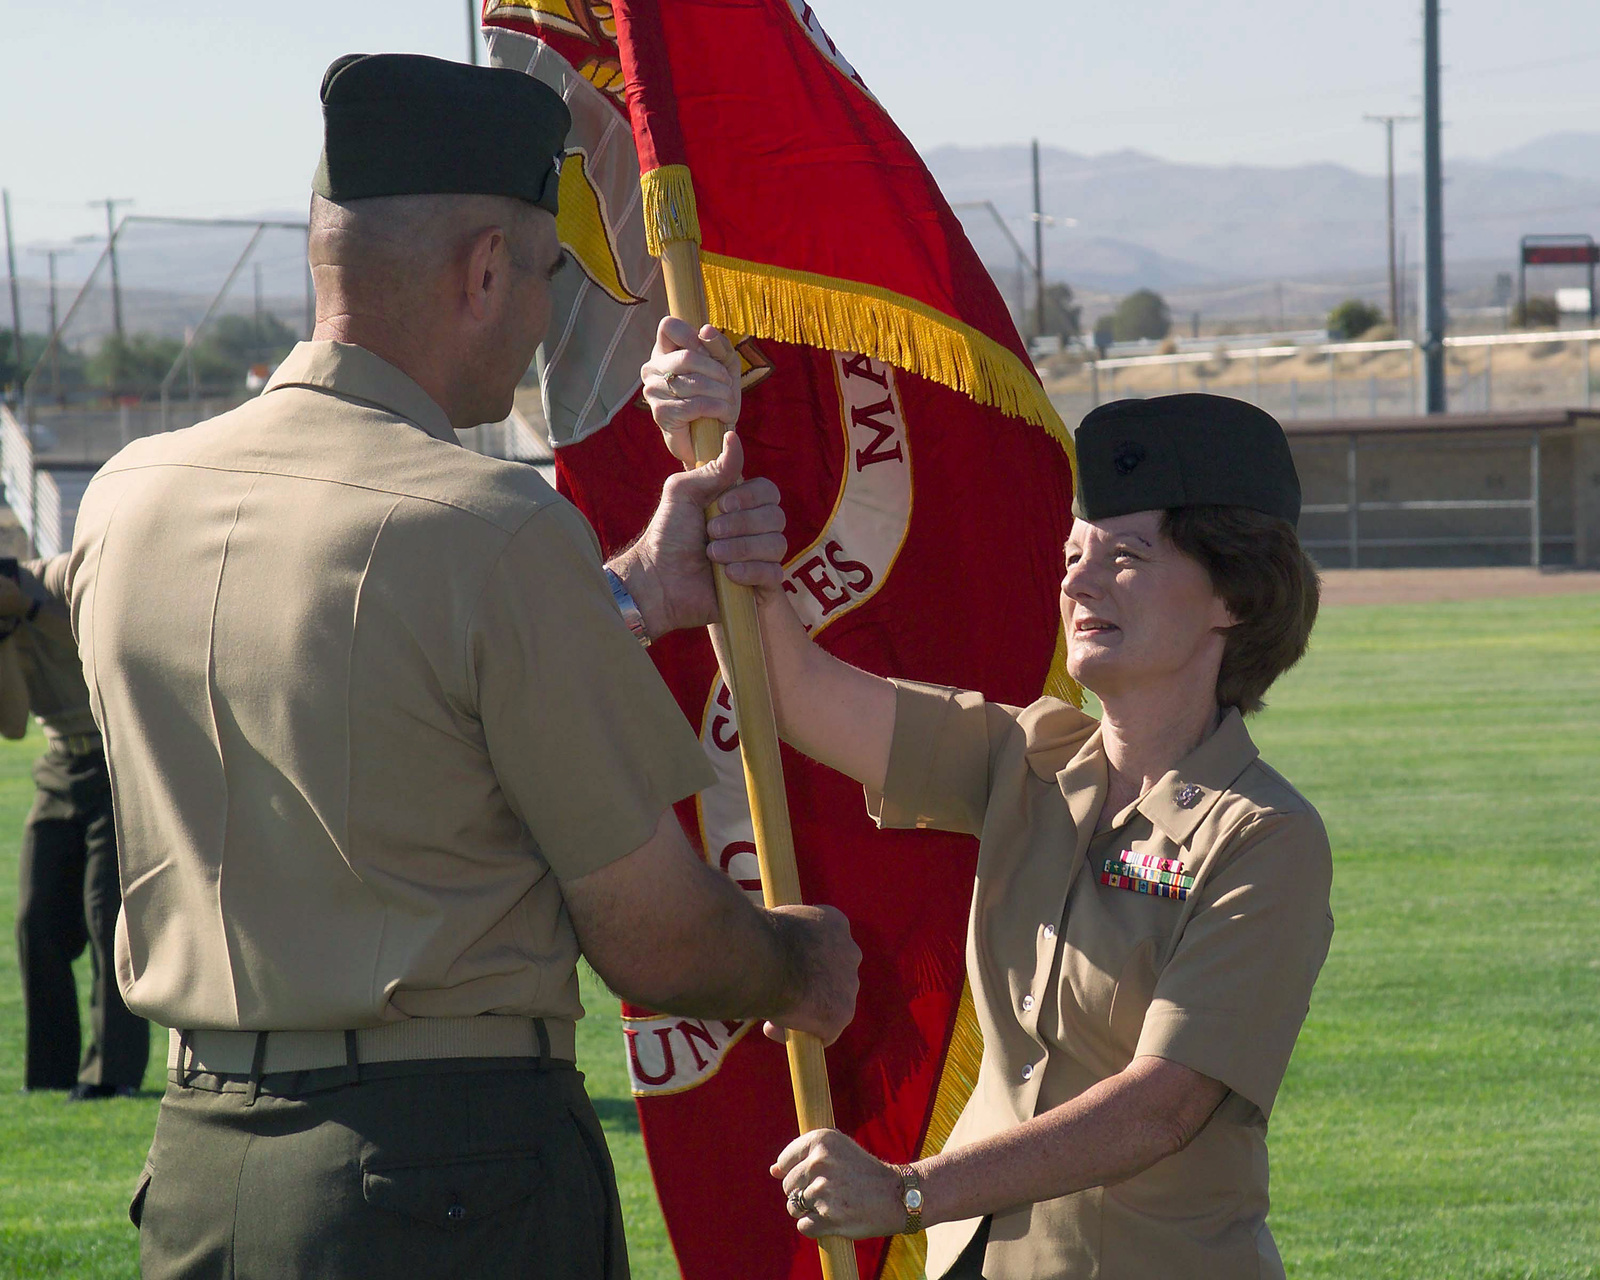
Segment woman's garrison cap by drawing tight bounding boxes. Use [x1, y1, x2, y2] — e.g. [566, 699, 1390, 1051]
[1071, 394, 1301, 523]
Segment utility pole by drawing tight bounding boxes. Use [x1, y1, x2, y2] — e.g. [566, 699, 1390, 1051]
[1031, 138, 1045, 343]
[2, 191, 23, 391]
[1420, 0, 1446, 413]
[952, 200, 1035, 325]
[1397, 232, 1408, 336]
[28, 247, 62, 400]
[1365, 113, 1418, 330]
[93, 197, 135, 342]
[465, 0, 480, 65]
[253, 261, 264, 367]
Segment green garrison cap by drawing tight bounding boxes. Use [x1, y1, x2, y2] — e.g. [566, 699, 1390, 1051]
[313, 53, 570, 214]
[1072, 394, 1302, 524]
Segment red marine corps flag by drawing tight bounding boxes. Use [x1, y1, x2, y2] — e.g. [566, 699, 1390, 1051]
[482, 3, 1076, 1276]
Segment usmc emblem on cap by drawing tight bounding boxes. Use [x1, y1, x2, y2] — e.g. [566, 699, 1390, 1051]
[1113, 441, 1146, 476]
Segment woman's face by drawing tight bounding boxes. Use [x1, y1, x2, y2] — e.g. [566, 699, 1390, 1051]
[1060, 511, 1235, 705]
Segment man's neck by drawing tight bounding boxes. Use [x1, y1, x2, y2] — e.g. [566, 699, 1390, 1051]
[312, 315, 463, 430]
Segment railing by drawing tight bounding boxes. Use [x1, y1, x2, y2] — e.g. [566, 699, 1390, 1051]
[0, 403, 37, 549]
[1297, 430, 1556, 568]
[1058, 328, 1600, 421]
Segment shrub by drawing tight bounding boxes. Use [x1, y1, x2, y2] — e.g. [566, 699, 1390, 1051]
[1112, 289, 1171, 342]
[1510, 295, 1561, 329]
[1327, 298, 1385, 340]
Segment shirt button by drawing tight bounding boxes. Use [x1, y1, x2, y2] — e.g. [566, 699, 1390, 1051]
[1021, 1063, 1034, 1082]
[1042, 924, 1056, 940]
[1021, 994, 1035, 1013]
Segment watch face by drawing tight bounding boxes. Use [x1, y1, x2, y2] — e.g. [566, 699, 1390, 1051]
[904, 1188, 924, 1212]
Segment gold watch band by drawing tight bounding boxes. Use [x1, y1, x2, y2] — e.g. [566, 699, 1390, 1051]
[893, 1163, 924, 1235]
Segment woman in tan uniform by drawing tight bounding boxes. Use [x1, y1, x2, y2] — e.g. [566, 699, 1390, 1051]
[644, 322, 1333, 1279]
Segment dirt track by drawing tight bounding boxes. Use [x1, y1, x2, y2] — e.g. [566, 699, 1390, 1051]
[1320, 567, 1600, 606]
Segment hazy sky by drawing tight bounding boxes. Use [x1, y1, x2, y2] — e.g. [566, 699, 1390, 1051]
[4, 0, 1598, 252]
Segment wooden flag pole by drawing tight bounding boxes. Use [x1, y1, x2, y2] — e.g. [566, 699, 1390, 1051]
[659, 237, 861, 1280]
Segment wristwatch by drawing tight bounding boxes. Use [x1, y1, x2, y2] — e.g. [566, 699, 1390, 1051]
[603, 567, 651, 647]
[892, 1163, 924, 1235]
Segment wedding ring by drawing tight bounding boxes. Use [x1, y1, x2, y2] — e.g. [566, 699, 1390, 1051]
[787, 1188, 812, 1216]
[665, 373, 689, 399]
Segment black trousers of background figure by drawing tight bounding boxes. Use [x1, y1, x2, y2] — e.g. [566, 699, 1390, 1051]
[14, 747, 149, 1090]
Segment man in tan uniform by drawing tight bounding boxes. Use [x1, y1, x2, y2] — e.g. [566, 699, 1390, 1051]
[3, 556, 148, 1099]
[67, 53, 857, 1279]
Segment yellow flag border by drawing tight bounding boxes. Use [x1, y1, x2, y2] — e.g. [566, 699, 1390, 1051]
[700, 250, 1075, 453]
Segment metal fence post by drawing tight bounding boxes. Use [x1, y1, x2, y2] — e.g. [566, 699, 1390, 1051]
[1252, 351, 1261, 405]
[1409, 343, 1419, 413]
[1484, 344, 1493, 412]
[1530, 430, 1542, 568]
[1368, 375, 1377, 417]
[1089, 360, 1099, 408]
[1586, 340, 1593, 409]
[1347, 433, 1360, 569]
[1328, 351, 1337, 417]
[1291, 378, 1299, 419]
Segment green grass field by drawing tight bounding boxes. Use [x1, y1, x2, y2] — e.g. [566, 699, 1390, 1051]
[1, 592, 1596, 1278]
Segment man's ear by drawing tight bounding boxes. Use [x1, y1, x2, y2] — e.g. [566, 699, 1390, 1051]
[461, 226, 507, 322]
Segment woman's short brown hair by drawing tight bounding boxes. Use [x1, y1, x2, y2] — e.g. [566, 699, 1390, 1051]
[1160, 505, 1321, 714]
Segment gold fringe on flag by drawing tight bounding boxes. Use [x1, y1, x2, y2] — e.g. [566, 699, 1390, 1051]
[700, 251, 1075, 455]
[1043, 617, 1085, 708]
[878, 978, 985, 1280]
[639, 164, 702, 258]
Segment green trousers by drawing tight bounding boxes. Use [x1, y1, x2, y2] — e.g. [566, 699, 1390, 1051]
[133, 1057, 628, 1280]
[15, 746, 149, 1090]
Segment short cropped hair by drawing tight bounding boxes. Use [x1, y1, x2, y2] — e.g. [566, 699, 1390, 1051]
[1161, 506, 1321, 715]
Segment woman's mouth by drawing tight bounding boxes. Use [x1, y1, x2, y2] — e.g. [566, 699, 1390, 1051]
[1074, 616, 1119, 636]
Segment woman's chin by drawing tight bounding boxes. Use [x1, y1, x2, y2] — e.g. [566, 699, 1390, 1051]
[1066, 649, 1123, 696]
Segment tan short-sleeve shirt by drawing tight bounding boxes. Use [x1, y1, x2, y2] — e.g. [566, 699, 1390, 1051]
[67, 341, 714, 1034]
[10, 557, 98, 744]
[871, 681, 1333, 1280]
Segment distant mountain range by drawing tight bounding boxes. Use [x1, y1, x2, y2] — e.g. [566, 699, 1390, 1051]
[931, 133, 1600, 301]
[7, 133, 1600, 342]
[1489, 132, 1600, 183]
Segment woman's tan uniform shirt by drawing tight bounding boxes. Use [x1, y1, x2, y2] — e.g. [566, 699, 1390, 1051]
[871, 682, 1333, 1280]
[66, 341, 713, 1041]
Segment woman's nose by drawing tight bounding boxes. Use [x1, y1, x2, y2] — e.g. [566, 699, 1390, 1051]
[1062, 558, 1098, 599]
